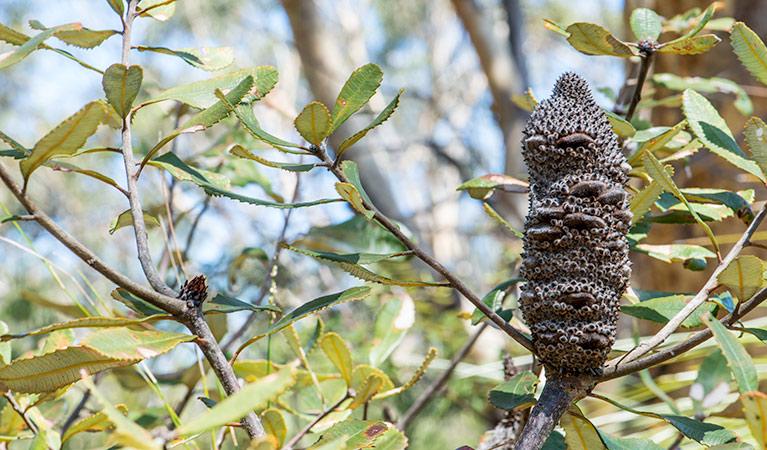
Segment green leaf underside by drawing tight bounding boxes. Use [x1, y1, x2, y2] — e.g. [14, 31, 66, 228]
[683, 89, 765, 181]
[561, 406, 605, 449]
[666, 3, 717, 45]
[21, 100, 110, 183]
[488, 371, 538, 410]
[176, 367, 296, 436]
[61, 407, 126, 444]
[604, 109, 636, 138]
[730, 22, 767, 86]
[741, 392, 767, 448]
[238, 286, 372, 346]
[137, 45, 234, 71]
[111, 288, 166, 316]
[621, 294, 716, 328]
[565, 22, 637, 57]
[0, 23, 81, 70]
[204, 294, 280, 314]
[659, 35, 721, 54]
[337, 88, 404, 157]
[652, 73, 752, 116]
[320, 332, 353, 386]
[151, 66, 278, 109]
[630, 181, 665, 220]
[102, 63, 143, 119]
[308, 420, 389, 449]
[295, 101, 331, 146]
[108, 209, 160, 234]
[329, 63, 384, 135]
[229, 144, 316, 172]
[202, 182, 342, 209]
[472, 278, 525, 324]
[702, 312, 759, 394]
[148, 152, 231, 190]
[593, 394, 737, 445]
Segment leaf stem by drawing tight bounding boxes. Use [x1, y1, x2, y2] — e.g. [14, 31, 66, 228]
[4, 392, 38, 434]
[284, 393, 351, 449]
[625, 45, 656, 122]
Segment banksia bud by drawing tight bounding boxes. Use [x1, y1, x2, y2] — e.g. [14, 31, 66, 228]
[178, 275, 208, 308]
[519, 73, 632, 375]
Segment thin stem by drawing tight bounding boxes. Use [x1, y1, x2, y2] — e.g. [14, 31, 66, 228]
[607, 205, 767, 369]
[315, 147, 535, 353]
[60, 388, 92, 434]
[284, 393, 351, 449]
[0, 161, 186, 314]
[184, 196, 211, 255]
[4, 392, 38, 434]
[624, 49, 655, 122]
[119, 0, 176, 298]
[397, 322, 489, 430]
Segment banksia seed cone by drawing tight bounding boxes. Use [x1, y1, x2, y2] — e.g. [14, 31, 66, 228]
[178, 275, 208, 308]
[519, 73, 632, 375]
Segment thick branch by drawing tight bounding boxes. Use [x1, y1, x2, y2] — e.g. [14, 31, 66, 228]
[0, 161, 186, 314]
[608, 205, 767, 368]
[397, 322, 489, 430]
[119, 0, 176, 298]
[513, 376, 591, 450]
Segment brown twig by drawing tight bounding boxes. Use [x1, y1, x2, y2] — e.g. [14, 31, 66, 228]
[313, 146, 535, 353]
[4, 392, 38, 434]
[607, 205, 767, 369]
[60, 387, 92, 434]
[624, 43, 657, 122]
[284, 393, 351, 449]
[118, 0, 176, 298]
[397, 322, 489, 430]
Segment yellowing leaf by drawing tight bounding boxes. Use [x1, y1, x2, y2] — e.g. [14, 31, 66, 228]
[565, 22, 637, 57]
[261, 408, 287, 447]
[294, 101, 331, 146]
[320, 332, 353, 386]
[308, 420, 389, 449]
[744, 117, 767, 179]
[21, 100, 109, 183]
[630, 181, 664, 220]
[108, 209, 160, 235]
[718, 255, 766, 301]
[730, 22, 767, 86]
[512, 88, 538, 112]
[659, 35, 721, 54]
[561, 406, 606, 450]
[349, 374, 385, 409]
[336, 182, 374, 220]
[741, 392, 767, 448]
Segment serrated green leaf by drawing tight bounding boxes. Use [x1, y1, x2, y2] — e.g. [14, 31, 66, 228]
[633, 243, 716, 263]
[565, 22, 637, 57]
[630, 181, 664, 220]
[702, 312, 758, 394]
[102, 64, 143, 118]
[137, 0, 176, 21]
[629, 120, 688, 166]
[684, 89, 764, 181]
[730, 22, 767, 86]
[329, 63, 383, 134]
[457, 174, 529, 200]
[370, 428, 408, 450]
[111, 288, 166, 316]
[61, 406, 127, 444]
[744, 117, 767, 178]
[202, 182, 342, 209]
[351, 365, 395, 393]
[596, 430, 664, 450]
[151, 66, 278, 109]
[336, 182, 374, 219]
[621, 293, 717, 328]
[176, 366, 296, 436]
[604, 109, 636, 138]
[81, 328, 194, 360]
[679, 188, 753, 223]
[652, 73, 752, 116]
[349, 374, 384, 409]
[148, 151, 231, 190]
[21, 100, 109, 183]
[630, 8, 662, 41]
[238, 286, 371, 347]
[108, 209, 160, 235]
[643, 150, 719, 253]
[137, 45, 233, 71]
[227, 102, 303, 152]
[471, 278, 524, 325]
[718, 255, 766, 301]
[204, 294, 280, 314]
[374, 347, 436, 399]
[659, 35, 721, 54]
[0, 23, 81, 70]
[370, 294, 414, 366]
[1, 315, 171, 341]
[488, 371, 538, 410]
[53, 27, 118, 49]
[280, 242, 408, 265]
[320, 332, 353, 386]
[337, 88, 403, 157]
[0, 347, 138, 393]
[0, 22, 30, 46]
[229, 144, 316, 172]
[295, 101, 331, 146]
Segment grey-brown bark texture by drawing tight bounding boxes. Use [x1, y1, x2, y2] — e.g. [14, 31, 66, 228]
[519, 73, 632, 376]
